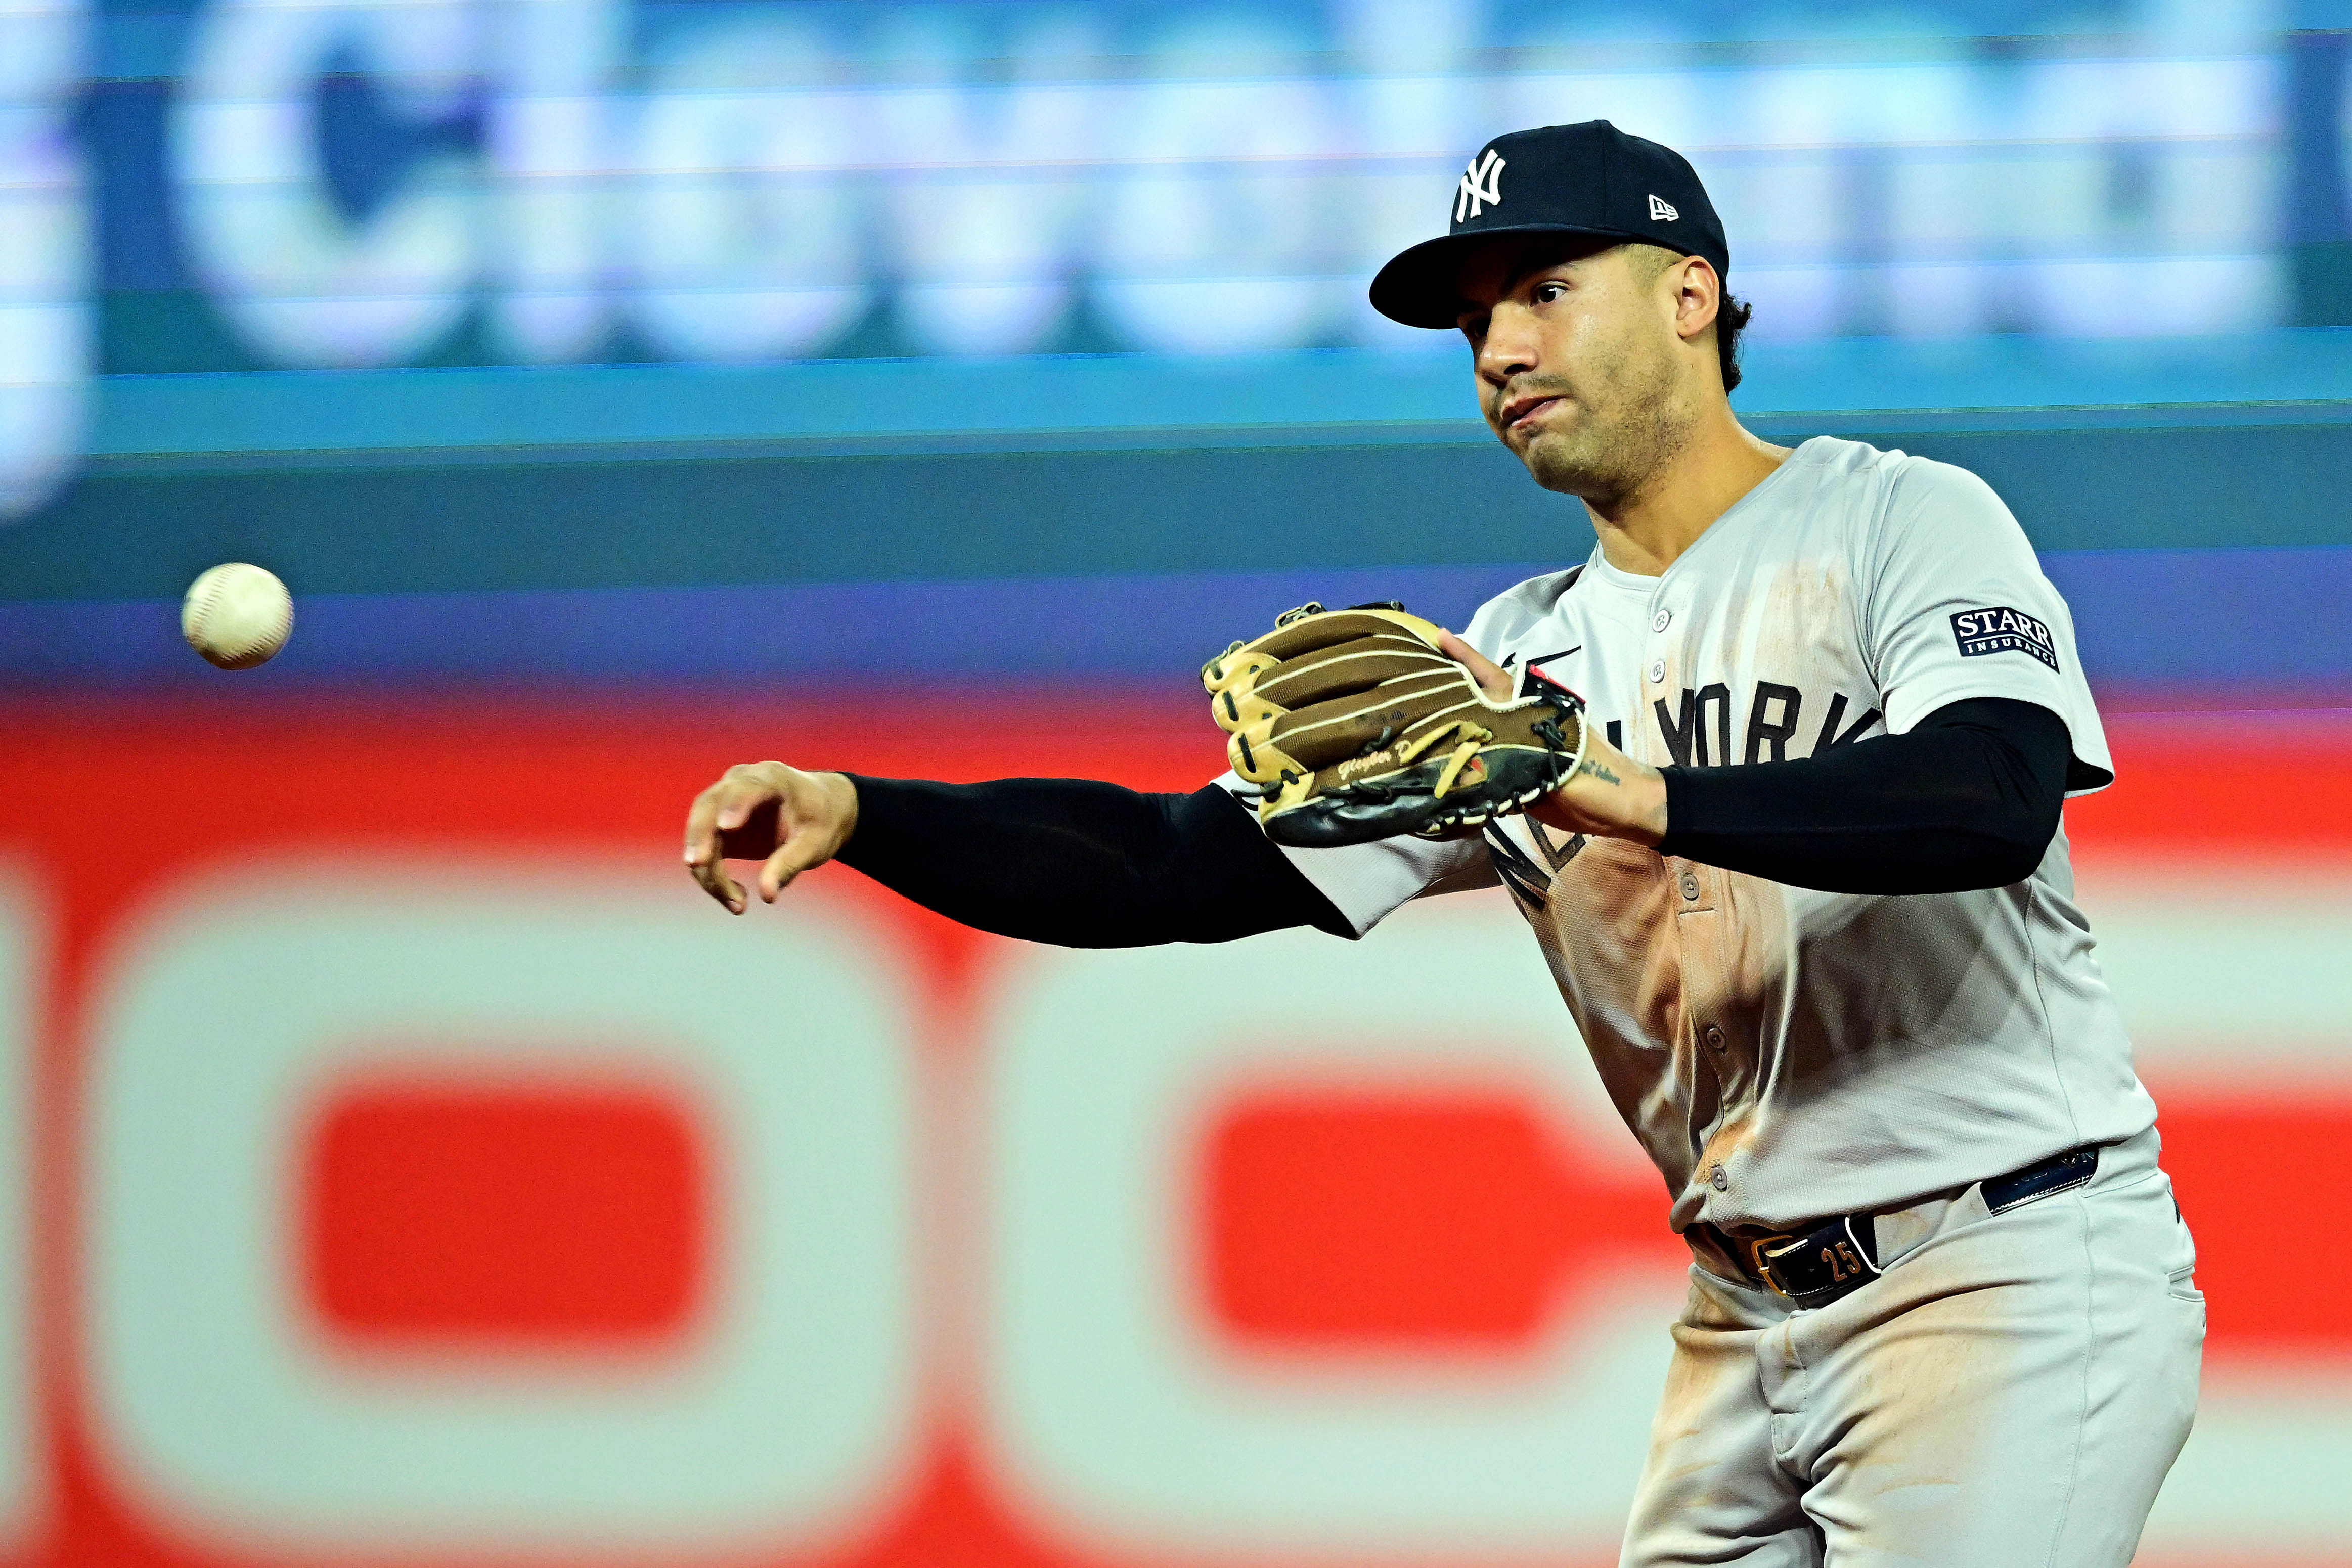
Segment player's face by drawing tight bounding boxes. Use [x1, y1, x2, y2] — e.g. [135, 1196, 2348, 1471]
[1455, 239, 1697, 507]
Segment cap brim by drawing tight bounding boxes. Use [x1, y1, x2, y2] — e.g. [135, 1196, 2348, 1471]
[1368, 224, 1655, 328]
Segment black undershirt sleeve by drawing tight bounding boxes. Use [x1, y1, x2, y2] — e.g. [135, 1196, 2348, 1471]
[834, 776, 1354, 947]
[1654, 696, 2073, 895]
[829, 698, 2068, 941]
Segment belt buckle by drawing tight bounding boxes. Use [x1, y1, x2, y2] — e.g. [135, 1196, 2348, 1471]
[1747, 1219, 1880, 1304]
[1747, 1233, 1803, 1297]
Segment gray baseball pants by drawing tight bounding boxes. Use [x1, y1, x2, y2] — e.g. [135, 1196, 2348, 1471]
[1623, 1126, 2204, 1567]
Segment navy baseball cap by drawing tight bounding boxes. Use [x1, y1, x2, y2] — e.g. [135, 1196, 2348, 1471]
[1369, 120, 1730, 329]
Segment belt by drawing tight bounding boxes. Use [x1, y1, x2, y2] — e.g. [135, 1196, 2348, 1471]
[1708, 1144, 2102, 1310]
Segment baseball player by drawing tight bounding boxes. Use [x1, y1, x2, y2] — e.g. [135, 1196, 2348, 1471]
[684, 121, 2202, 1566]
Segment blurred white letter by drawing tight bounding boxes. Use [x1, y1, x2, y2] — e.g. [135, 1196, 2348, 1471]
[871, 18, 1097, 356]
[0, 869, 39, 1544]
[982, 898, 1674, 1557]
[487, 0, 622, 361]
[0, 0, 88, 519]
[173, 0, 478, 368]
[1095, 23, 1341, 355]
[87, 863, 920, 1557]
[632, 14, 868, 362]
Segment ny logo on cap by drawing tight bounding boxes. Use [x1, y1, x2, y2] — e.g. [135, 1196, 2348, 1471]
[1648, 193, 1679, 221]
[1455, 148, 1505, 221]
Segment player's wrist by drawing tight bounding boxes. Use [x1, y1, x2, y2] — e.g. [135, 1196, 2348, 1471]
[817, 770, 861, 848]
[1649, 766, 1692, 855]
[1585, 756, 1666, 847]
[1625, 760, 1668, 847]
[1529, 752, 1667, 846]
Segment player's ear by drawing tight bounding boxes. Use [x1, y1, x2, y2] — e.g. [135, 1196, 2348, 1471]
[1672, 257, 1721, 344]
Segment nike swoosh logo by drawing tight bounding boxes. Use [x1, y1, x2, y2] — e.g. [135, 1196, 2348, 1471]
[1519, 646, 1583, 697]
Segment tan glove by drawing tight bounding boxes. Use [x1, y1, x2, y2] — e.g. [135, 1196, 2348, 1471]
[1203, 602, 1587, 847]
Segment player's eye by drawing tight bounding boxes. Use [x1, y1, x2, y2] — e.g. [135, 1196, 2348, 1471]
[1533, 281, 1568, 304]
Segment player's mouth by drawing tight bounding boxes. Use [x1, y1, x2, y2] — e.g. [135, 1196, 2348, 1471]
[1498, 392, 1565, 433]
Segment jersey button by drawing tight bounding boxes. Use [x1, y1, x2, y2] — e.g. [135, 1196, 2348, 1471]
[1705, 1024, 1727, 1052]
[1651, 609, 1672, 633]
[1679, 872, 1701, 901]
[1709, 1163, 1729, 1191]
[1648, 659, 1666, 684]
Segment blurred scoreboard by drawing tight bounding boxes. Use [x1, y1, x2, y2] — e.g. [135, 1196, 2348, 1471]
[0, 692, 2345, 1567]
[4, 0, 2339, 521]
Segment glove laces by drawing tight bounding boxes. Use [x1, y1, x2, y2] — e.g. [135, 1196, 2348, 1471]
[1394, 719, 1494, 799]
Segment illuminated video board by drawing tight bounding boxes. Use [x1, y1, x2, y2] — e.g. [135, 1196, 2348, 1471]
[1, 0, 2322, 524]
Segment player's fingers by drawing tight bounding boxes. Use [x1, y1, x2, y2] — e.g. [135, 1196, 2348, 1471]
[712, 860, 746, 914]
[1435, 629, 1514, 701]
[757, 829, 833, 903]
[683, 781, 732, 869]
[688, 849, 747, 914]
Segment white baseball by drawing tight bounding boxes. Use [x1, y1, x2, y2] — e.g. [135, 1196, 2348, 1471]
[181, 563, 294, 670]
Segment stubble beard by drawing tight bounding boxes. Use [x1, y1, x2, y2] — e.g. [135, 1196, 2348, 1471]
[1516, 347, 1696, 514]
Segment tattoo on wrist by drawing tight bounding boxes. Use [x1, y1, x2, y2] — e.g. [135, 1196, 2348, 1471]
[1577, 758, 1621, 785]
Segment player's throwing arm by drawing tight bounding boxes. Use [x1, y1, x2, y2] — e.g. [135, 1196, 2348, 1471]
[681, 620, 1665, 921]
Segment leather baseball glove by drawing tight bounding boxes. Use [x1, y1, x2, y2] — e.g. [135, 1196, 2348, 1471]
[1202, 602, 1587, 847]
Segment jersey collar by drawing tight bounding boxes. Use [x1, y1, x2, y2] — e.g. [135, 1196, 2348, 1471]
[1582, 435, 1824, 592]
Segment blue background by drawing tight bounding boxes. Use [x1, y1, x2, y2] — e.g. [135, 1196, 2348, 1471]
[8, 0, 2352, 692]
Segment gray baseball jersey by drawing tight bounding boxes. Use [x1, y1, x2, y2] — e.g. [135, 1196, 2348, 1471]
[1262, 435, 2156, 1232]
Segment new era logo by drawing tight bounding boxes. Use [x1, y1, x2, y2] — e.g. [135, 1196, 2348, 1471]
[1648, 193, 1679, 222]
[1455, 149, 1505, 222]
[1950, 606, 2059, 672]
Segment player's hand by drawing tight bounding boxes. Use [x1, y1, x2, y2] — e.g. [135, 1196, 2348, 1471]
[683, 763, 859, 914]
[1435, 630, 1667, 847]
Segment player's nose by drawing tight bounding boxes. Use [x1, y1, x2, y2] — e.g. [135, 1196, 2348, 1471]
[1475, 306, 1541, 386]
